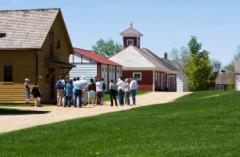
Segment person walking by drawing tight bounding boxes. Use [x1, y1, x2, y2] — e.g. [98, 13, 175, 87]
[24, 78, 31, 105]
[96, 79, 103, 105]
[55, 76, 65, 107]
[117, 77, 125, 106]
[124, 78, 130, 105]
[65, 79, 74, 107]
[109, 79, 118, 106]
[31, 83, 41, 107]
[130, 78, 138, 105]
[88, 78, 96, 106]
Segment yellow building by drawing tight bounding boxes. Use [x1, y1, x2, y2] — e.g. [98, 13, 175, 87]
[0, 8, 74, 103]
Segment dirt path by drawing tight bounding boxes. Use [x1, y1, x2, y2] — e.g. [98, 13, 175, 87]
[0, 92, 190, 134]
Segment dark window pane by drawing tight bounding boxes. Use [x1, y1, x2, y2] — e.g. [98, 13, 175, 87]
[4, 65, 13, 82]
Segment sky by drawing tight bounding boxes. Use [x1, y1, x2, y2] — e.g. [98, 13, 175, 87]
[1, 0, 240, 66]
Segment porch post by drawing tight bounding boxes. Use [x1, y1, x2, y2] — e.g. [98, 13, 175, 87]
[152, 70, 155, 92]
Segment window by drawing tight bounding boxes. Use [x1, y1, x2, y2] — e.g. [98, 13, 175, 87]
[127, 39, 134, 46]
[0, 33, 6, 38]
[56, 32, 61, 49]
[50, 31, 54, 58]
[50, 31, 54, 48]
[133, 72, 142, 81]
[4, 65, 13, 82]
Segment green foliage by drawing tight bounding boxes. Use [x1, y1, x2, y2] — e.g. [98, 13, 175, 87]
[1, 91, 240, 156]
[188, 36, 202, 55]
[92, 39, 122, 57]
[170, 46, 191, 71]
[171, 36, 215, 91]
[224, 45, 240, 76]
[184, 36, 215, 91]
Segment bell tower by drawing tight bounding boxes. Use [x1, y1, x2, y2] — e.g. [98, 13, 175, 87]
[120, 23, 143, 49]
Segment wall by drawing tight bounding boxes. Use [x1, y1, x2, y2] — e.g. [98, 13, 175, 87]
[69, 53, 97, 79]
[0, 50, 36, 103]
[37, 13, 73, 102]
[0, 50, 36, 83]
[235, 75, 240, 91]
[176, 73, 188, 92]
[123, 70, 153, 90]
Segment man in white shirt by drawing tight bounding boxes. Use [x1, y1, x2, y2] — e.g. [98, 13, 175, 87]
[117, 77, 125, 105]
[81, 76, 88, 106]
[130, 78, 138, 105]
[95, 79, 103, 105]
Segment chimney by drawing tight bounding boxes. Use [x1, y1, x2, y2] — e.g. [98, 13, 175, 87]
[164, 52, 168, 59]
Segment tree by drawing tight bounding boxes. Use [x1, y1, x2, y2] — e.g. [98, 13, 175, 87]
[92, 39, 122, 57]
[224, 45, 240, 75]
[184, 36, 215, 91]
[170, 46, 191, 72]
[233, 45, 240, 63]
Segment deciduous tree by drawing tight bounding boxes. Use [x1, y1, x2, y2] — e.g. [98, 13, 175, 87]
[92, 39, 122, 57]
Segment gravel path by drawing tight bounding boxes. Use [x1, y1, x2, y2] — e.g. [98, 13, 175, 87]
[0, 92, 190, 134]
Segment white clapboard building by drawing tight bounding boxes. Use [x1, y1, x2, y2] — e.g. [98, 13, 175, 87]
[235, 59, 240, 91]
[69, 48, 122, 90]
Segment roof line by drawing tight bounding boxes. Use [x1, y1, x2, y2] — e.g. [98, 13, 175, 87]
[0, 8, 60, 12]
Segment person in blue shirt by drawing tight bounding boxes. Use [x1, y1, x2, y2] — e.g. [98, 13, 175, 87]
[55, 76, 64, 107]
[65, 79, 74, 107]
[73, 77, 84, 107]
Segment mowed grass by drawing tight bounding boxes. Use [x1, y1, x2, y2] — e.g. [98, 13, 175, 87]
[1, 91, 240, 156]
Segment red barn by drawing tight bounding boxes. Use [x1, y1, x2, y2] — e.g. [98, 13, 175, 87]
[110, 25, 187, 91]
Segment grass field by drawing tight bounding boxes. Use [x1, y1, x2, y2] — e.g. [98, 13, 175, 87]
[0, 91, 240, 156]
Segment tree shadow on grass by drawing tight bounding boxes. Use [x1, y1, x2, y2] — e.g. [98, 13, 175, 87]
[0, 108, 50, 115]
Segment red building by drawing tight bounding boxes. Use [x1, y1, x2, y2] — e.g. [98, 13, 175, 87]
[110, 25, 187, 91]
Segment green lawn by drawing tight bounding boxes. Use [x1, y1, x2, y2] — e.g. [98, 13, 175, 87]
[1, 91, 240, 156]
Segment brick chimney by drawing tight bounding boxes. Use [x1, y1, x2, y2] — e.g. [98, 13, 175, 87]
[164, 52, 168, 59]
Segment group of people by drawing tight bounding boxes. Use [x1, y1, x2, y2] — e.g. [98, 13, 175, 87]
[109, 77, 138, 106]
[55, 76, 138, 107]
[55, 76, 101, 107]
[24, 75, 138, 108]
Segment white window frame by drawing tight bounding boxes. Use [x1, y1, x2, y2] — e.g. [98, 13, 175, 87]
[133, 72, 142, 81]
[127, 39, 134, 46]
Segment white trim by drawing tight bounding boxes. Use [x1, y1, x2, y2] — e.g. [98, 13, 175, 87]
[127, 39, 134, 46]
[123, 67, 156, 71]
[133, 72, 142, 81]
[153, 70, 155, 92]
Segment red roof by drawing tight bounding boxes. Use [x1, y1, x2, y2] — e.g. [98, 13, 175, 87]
[74, 48, 122, 66]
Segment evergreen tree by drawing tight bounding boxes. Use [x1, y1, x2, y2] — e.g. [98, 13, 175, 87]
[185, 36, 215, 91]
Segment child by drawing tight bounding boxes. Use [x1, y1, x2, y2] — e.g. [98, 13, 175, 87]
[24, 78, 31, 105]
[31, 83, 42, 107]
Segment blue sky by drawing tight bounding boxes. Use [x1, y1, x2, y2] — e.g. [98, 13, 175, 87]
[1, 0, 240, 65]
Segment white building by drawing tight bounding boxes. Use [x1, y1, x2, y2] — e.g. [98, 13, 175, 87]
[69, 48, 122, 90]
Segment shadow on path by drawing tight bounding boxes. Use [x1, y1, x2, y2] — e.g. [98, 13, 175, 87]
[0, 108, 50, 115]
